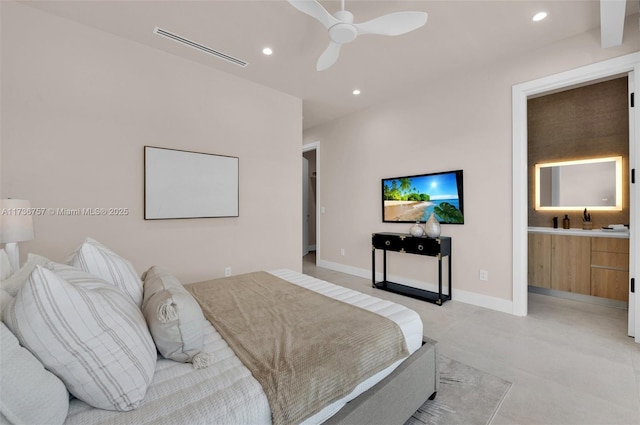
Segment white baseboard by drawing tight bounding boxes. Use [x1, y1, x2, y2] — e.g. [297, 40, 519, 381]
[317, 259, 370, 279]
[453, 288, 514, 314]
[317, 259, 514, 315]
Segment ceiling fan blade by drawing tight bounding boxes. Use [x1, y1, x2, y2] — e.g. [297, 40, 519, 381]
[355, 11, 428, 36]
[316, 41, 341, 71]
[287, 0, 340, 29]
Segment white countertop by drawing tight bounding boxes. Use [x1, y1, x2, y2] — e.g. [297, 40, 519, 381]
[528, 226, 629, 239]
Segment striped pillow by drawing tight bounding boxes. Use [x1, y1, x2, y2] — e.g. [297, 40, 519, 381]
[3, 266, 156, 412]
[67, 238, 143, 307]
[47, 261, 115, 290]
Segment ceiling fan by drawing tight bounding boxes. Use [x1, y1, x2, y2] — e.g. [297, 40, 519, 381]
[288, 0, 428, 71]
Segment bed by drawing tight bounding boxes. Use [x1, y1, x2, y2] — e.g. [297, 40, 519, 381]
[1, 241, 438, 425]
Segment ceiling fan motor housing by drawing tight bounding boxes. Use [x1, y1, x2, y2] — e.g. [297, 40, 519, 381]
[330, 10, 357, 43]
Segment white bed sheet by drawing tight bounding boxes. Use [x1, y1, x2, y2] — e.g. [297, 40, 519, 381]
[65, 269, 423, 425]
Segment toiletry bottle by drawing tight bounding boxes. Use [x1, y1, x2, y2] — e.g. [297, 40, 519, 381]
[563, 214, 570, 229]
[552, 217, 558, 228]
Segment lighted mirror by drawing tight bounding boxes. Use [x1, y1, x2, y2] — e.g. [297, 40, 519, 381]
[534, 156, 622, 211]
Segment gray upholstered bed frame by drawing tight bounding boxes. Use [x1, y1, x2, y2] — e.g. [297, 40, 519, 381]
[326, 337, 439, 425]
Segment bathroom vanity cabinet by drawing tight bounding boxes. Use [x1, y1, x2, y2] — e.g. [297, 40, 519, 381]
[528, 228, 629, 302]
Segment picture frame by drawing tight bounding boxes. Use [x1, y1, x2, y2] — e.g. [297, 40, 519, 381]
[144, 146, 239, 219]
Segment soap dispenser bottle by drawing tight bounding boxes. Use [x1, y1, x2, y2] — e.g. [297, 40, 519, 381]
[562, 214, 570, 229]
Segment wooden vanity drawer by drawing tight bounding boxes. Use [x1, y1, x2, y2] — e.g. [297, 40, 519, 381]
[591, 268, 629, 302]
[591, 237, 629, 254]
[591, 252, 629, 271]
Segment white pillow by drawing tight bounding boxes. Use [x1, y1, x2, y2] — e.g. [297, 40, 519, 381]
[67, 237, 143, 307]
[0, 249, 10, 280]
[142, 266, 210, 368]
[0, 253, 49, 296]
[0, 323, 69, 425]
[3, 266, 156, 411]
[0, 288, 12, 317]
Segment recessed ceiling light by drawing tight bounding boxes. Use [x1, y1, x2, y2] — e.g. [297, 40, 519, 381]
[352, 89, 361, 95]
[262, 47, 273, 56]
[532, 12, 547, 22]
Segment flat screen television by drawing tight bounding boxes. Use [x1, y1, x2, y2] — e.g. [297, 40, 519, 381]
[382, 170, 464, 224]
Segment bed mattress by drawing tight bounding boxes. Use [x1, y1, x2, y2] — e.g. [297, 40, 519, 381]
[64, 269, 423, 425]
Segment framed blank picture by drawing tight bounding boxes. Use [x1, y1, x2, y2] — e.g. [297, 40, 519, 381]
[144, 146, 239, 219]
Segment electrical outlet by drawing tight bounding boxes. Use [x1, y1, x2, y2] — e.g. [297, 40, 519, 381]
[479, 269, 489, 281]
[340, 248, 345, 256]
[224, 267, 231, 277]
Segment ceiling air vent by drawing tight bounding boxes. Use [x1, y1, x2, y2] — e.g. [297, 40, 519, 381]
[153, 27, 248, 68]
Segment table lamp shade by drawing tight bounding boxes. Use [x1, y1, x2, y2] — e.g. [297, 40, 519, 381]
[0, 199, 35, 243]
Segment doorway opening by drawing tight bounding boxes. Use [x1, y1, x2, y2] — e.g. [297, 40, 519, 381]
[527, 76, 630, 309]
[512, 52, 639, 342]
[303, 142, 320, 266]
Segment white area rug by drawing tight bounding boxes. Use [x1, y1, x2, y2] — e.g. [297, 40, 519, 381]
[406, 355, 512, 425]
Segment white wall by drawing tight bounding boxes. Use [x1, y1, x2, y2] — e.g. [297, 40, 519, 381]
[304, 15, 640, 310]
[1, 1, 303, 282]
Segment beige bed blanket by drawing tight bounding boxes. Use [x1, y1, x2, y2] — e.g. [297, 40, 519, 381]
[186, 272, 409, 425]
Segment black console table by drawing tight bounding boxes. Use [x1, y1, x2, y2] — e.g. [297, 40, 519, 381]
[372, 232, 451, 305]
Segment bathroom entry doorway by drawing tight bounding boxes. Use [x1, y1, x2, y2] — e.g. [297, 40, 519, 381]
[512, 53, 640, 342]
[527, 76, 630, 306]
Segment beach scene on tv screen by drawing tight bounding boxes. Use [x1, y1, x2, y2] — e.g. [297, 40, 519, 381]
[383, 173, 463, 223]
